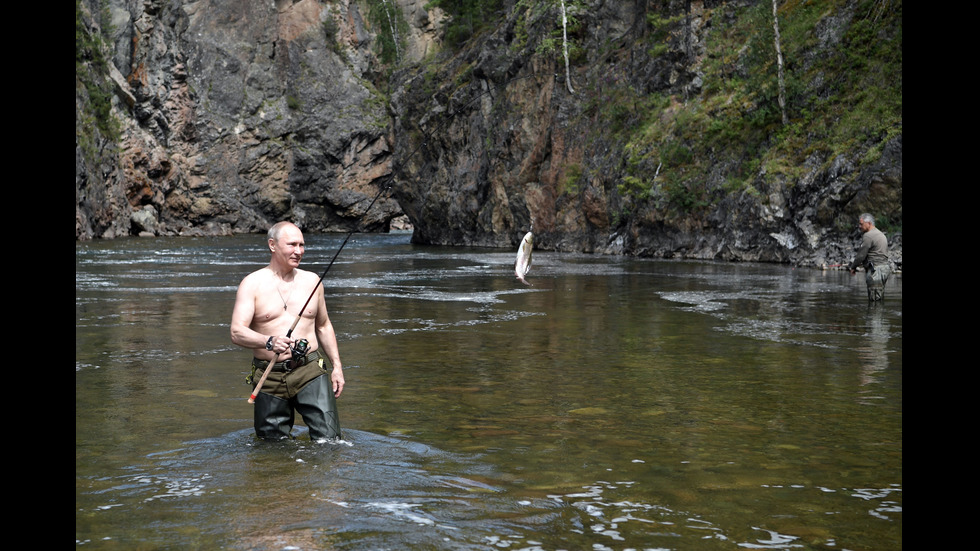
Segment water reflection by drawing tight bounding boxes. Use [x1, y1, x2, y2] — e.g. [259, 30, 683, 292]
[76, 234, 901, 550]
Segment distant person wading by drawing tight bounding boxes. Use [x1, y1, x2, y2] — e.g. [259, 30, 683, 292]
[847, 213, 891, 302]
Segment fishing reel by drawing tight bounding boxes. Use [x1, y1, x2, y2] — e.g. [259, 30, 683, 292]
[291, 338, 310, 358]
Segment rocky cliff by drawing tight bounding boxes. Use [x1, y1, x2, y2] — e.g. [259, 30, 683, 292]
[388, 0, 901, 268]
[76, 0, 901, 270]
[76, 0, 417, 239]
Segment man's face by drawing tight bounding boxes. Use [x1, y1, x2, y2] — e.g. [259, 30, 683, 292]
[858, 219, 872, 233]
[271, 225, 305, 268]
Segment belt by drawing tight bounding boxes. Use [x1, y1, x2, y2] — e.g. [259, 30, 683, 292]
[252, 349, 320, 372]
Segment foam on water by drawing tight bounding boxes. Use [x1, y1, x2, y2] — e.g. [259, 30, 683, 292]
[79, 429, 738, 548]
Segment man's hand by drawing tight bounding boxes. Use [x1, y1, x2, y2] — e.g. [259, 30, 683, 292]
[331, 368, 345, 398]
[267, 335, 295, 354]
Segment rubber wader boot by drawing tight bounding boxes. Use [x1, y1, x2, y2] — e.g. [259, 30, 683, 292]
[253, 392, 295, 440]
[294, 374, 342, 441]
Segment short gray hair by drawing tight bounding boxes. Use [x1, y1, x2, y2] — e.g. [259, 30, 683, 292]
[859, 213, 875, 226]
[267, 221, 297, 243]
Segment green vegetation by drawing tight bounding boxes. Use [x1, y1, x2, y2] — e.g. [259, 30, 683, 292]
[322, 16, 344, 55]
[562, 162, 584, 194]
[608, 0, 902, 215]
[76, 0, 121, 160]
[365, 0, 411, 64]
[426, 0, 506, 49]
[646, 12, 684, 58]
[534, 0, 586, 63]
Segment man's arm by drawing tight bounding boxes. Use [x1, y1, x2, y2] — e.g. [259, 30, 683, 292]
[848, 234, 872, 272]
[230, 274, 293, 353]
[230, 275, 264, 349]
[313, 285, 345, 397]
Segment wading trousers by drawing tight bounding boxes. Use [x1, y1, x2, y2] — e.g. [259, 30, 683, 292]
[865, 264, 892, 302]
[249, 351, 341, 441]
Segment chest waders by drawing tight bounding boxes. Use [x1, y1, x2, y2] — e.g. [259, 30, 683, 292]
[865, 263, 891, 302]
[250, 351, 341, 441]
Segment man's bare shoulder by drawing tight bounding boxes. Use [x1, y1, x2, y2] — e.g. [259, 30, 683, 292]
[238, 266, 273, 289]
[294, 268, 322, 285]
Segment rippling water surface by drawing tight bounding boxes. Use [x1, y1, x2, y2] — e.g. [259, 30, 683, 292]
[76, 233, 901, 550]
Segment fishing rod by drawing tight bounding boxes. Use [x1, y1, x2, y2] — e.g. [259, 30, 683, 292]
[248, 69, 540, 403]
[248, 183, 391, 403]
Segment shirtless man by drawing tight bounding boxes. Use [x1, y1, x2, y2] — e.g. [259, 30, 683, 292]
[231, 221, 345, 441]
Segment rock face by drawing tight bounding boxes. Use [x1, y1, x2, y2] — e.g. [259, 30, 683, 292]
[77, 0, 901, 270]
[76, 0, 409, 239]
[388, 0, 901, 268]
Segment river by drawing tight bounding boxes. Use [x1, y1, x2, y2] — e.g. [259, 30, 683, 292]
[76, 232, 901, 550]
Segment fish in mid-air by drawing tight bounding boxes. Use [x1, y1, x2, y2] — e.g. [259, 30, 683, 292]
[515, 230, 533, 286]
